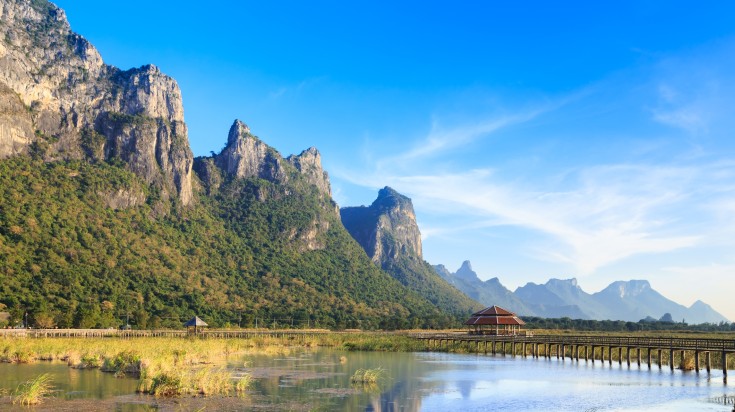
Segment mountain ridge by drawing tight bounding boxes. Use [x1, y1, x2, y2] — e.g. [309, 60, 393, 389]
[436, 262, 728, 324]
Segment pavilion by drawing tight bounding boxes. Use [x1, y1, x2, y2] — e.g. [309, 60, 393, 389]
[184, 316, 208, 335]
[464, 305, 525, 335]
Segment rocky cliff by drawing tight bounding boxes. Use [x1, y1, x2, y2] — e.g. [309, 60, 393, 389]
[0, 0, 192, 204]
[341, 187, 422, 265]
[341, 187, 481, 317]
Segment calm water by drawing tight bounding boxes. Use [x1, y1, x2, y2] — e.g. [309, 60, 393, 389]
[2, 349, 735, 411]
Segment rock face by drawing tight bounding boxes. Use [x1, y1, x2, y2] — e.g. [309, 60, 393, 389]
[214, 120, 287, 183]
[197, 119, 337, 251]
[0, 0, 193, 204]
[341, 187, 482, 317]
[340, 187, 422, 265]
[212, 119, 332, 198]
[286, 147, 331, 197]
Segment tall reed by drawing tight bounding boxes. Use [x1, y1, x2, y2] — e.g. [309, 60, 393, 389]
[12, 373, 54, 406]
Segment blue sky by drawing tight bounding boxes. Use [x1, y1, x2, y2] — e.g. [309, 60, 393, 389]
[54, 1, 735, 320]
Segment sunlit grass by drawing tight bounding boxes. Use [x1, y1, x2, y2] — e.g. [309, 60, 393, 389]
[12, 373, 54, 406]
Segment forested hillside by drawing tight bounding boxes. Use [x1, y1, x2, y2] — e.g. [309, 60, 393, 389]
[0, 156, 456, 329]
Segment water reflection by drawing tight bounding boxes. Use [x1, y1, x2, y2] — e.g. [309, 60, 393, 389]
[3, 350, 735, 411]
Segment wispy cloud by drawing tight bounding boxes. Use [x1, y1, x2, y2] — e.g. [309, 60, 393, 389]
[268, 76, 328, 101]
[334, 37, 735, 279]
[375, 92, 587, 170]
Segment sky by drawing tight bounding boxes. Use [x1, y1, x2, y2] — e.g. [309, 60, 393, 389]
[53, 1, 735, 321]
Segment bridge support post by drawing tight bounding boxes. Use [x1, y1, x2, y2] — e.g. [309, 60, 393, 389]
[626, 347, 631, 366]
[680, 351, 685, 370]
[722, 352, 727, 378]
[492, 341, 496, 355]
[522, 342, 527, 357]
[670, 349, 675, 371]
[484, 341, 488, 354]
[618, 347, 623, 365]
[647, 348, 651, 368]
[585, 345, 589, 361]
[658, 349, 663, 369]
[545, 343, 549, 358]
[608, 346, 612, 365]
[706, 351, 711, 373]
[637, 348, 641, 366]
[695, 351, 700, 372]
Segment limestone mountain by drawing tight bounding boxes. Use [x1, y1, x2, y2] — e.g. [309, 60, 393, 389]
[434, 261, 533, 315]
[516, 278, 729, 324]
[0, 0, 192, 205]
[341, 187, 482, 317]
[515, 278, 608, 320]
[0, 0, 465, 330]
[435, 260, 729, 324]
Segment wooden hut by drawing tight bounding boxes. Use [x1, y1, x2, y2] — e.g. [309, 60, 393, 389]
[184, 316, 208, 335]
[465, 305, 525, 335]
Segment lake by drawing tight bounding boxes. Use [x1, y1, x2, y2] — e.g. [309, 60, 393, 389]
[1, 348, 734, 411]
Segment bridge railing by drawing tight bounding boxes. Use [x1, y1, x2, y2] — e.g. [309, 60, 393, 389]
[409, 333, 735, 351]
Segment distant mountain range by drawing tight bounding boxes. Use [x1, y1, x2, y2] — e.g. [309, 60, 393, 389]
[435, 261, 728, 324]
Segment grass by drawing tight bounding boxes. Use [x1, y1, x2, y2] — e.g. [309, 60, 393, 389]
[3, 329, 733, 398]
[350, 367, 386, 384]
[12, 373, 54, 406]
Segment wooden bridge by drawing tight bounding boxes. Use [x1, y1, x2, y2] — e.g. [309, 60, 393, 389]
[411, 333, 735, 379]
[0, 328, 332, 341]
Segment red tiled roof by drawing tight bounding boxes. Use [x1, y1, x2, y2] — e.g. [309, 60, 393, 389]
[464, 305, 525, 326]
[471, 305, 516, 317]
[464, 315, 526, 326]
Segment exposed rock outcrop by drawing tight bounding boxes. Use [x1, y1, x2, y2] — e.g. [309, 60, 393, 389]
[286, 147, 331, 196]
[341, 187, 482, 316]
[0, 0, 193, 205]
[340, 187, 422, 265]
[214, 120, 287, 183]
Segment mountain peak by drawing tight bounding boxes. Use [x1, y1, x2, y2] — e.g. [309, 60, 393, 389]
[459, 260, 473, 272]
[215, 120, 286, 182]
[374, 186, 411, 209]
[547, 278, 578, 288]
[456, 260, 479, 282]
[286, 146, 331, 196]
[341, 187, 422, 263]
[610, 280, 651, 298]
[227, 119, 252, 145]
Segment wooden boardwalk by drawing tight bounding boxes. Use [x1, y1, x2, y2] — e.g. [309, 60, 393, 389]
[411, 333, 735, 380]
[0, 328, 333, 341]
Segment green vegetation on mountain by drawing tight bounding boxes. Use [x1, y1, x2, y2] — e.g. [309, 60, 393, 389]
[0, 156, 457, 330]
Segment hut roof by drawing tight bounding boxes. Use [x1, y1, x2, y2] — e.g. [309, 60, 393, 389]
[184, 316, 208, 327]
[464, 305, 525, 326]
